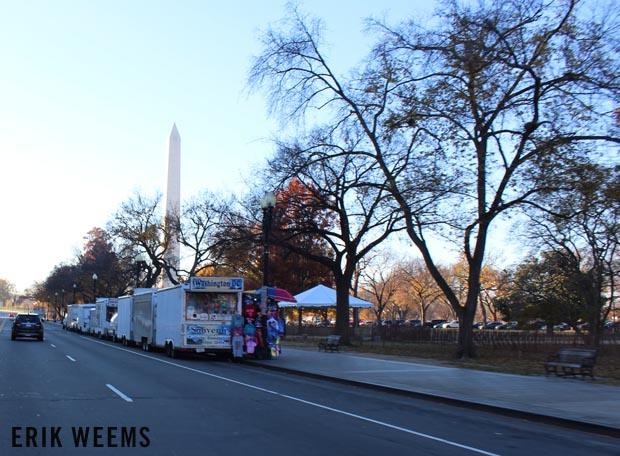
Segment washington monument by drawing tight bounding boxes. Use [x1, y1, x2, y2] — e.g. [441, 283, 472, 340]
[162, 123, 181, 287]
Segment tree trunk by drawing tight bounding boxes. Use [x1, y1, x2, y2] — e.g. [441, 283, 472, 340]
[456, 227, 487, 359]
[456, 295, 477, 358]
[334, 277, 352, 343]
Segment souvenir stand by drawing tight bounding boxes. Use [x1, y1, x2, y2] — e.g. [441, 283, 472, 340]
[240, 287, 294, 359]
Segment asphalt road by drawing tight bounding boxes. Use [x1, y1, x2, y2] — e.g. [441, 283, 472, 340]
[0, 318, 618, 456]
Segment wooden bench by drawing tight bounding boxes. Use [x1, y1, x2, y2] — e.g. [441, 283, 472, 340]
[318, 335, 341, 352]
[544, 348, 597, 379]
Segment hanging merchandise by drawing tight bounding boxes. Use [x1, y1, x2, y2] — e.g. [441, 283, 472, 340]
[230, 312, 245, 359]
[243, 302, 256, 319]
[266, 316, 281, 357]
[239, 294, 284, 359]
[255, 310, 265, 349]
[243, 321, 257, 354]
[242, 295, 259, 355]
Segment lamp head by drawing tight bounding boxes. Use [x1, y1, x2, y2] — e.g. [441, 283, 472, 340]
[260, 191, 277, 209]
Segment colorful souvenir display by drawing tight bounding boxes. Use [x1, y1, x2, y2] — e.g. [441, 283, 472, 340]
[229, 312, 245, 359]
[238, 294, 285, 359]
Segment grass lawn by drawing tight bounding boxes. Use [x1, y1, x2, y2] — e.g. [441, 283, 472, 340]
[283, 337, 620, 386]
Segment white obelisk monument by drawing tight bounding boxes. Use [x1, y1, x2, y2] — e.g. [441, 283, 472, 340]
[161, 123, 181, 287]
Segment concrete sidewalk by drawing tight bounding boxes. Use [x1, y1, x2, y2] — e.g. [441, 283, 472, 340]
[246, 346, 620, 436]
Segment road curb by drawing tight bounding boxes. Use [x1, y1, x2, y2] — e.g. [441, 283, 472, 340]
[244, 359, 619, 439]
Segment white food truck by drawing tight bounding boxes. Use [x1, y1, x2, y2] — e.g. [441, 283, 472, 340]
[131, 277, 243, 357]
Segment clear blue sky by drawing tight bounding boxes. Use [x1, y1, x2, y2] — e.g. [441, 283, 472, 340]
[0, 1, 438, 293]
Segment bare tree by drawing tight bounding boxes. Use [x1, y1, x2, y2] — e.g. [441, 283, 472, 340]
[358, 252, 401, 324]
[527, 163, 620, 344]
[108, 190, 243, 287]
[250, 0, 620, 357]
[259, 145, 404, 340]
[395, 258, 446, 323]
[107, 191, 165, 287]
[369, 0, 620, 356]
[176, 191, 237, 280]
[0, 278, 16, 305]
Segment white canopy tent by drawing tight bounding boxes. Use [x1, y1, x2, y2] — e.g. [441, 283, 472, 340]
[278, 284, 374, 308]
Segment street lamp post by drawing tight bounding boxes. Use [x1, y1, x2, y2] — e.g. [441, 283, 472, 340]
[61, 289, 65, 320]
[72, 283, 77, 304]
[92, 273, 98, 302]
[135, 253, 148, 289]
[260, 191, 277, 311]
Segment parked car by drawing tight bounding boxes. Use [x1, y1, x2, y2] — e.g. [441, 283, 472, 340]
[11, 313, 44, 341]
[483, 321, 504, 330]
[554, 322, 571, 331]
[539, 322, 571, 331]
[439, 320, 459, 328]
[409, 319, 422, 328]
[425, 319, 448, 328]
[497, 321, 518, 330]
[602, 321, 620, 331]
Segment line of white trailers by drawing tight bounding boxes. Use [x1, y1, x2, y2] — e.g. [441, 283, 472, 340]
[62, 277, 244, 358]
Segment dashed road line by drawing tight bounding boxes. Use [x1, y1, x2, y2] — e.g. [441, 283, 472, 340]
[106, 384, 134, 402]
[82, 336, 503, 456]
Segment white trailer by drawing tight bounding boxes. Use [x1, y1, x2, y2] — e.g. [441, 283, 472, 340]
[74, 304, 96, 333]
[134, 277, 243, 357]
[131, 290, 156, 350]
[86, 307, 97, 334]
[63, 304, 79, 330]
[114, 295, 133, 345]
[89, 298, 118, 339]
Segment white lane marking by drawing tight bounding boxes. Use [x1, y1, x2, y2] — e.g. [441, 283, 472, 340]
[66, 355, 76, 362]
[347, 369, 432, 373]
[81, 337, 502, 456]
[50, 344, 56, 348]
[106, 384, 134, 402]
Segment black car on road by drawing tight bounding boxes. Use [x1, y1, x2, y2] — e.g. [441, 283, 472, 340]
[11, 313, 44, 341]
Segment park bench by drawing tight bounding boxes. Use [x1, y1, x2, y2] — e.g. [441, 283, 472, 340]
[544, 348, 597, 379]
[318, 335, 341, 352]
